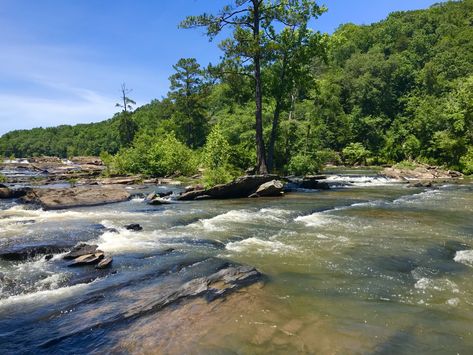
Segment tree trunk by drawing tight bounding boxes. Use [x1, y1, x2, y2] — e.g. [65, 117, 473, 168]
[253, 0, 268, 175]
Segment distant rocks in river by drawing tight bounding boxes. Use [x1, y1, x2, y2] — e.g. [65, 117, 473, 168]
[146, 191, 173, 205]
[63, 243, 102, 260]
[0, 186, 29, 199]
[382, 165, 462, 181]
[20, 186, 131, 210]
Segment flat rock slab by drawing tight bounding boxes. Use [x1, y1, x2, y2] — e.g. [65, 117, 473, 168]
[68, 253, 104, 267]
[96, 257, 113, 269]
[20, 186, 131, 210]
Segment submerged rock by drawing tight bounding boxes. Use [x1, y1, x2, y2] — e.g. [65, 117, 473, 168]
[20, 186, 131, 210]
[125, 223, 143, 231]
[0, 245, 70, 261]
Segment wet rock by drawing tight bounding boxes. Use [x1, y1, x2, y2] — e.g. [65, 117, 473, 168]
[148, 198, 171, 205]
[0, 245, 70, 261]
[125, 223, 143, 231]
[184, 184, 204, 193]
[63, 243, 100, 260]
[20, 186, 131, 210]
[249, 180, 284, 197]
[301, 176, 330, 190]
[68, 252, 104, 267]
[407, 180, 434, 188]
[177, 188, 207, 201]
[95, 256, 113, 269]
[0, 187, 29, 199]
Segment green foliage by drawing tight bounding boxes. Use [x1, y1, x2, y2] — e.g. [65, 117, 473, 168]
[104, 132, 198, 177]
[287, 153, 322, 176]
[202, 125, 236, 187]
[0, 173, 6, 183]
[460, 148, 473, 175]
[342, 143, 371, 165]
[393, 160, 418, 170]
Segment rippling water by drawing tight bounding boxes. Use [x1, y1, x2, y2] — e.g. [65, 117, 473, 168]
[0, 172, 472, 354]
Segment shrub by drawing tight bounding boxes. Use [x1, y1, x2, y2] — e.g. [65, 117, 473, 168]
[202, 125, 238, 187]
[287, 153, 322, 176]
[342, 143, 370, 165]
[460, 148, 473, 175]
[0, 173, 6, 183]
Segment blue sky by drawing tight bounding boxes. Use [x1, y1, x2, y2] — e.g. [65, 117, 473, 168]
[0, 0, 443, 135]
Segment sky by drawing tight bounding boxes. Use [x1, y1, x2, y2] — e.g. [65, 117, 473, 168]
[0, 0, 444, 135]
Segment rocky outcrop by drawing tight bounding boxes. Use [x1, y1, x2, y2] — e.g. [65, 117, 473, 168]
[382, 165, 463, 181]
[63, 243, 101, 260]
[97, 176, 142, 185]
[177, 175, 280, 200]
[249, 180, 284, 197]
[20, 186, 130, 210]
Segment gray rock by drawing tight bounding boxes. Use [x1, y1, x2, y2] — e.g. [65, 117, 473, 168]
[95, 257, 113, 269]
[63, 243, 100, 260]
[68, 253, 104, 267]
[251, 180, 284, 197]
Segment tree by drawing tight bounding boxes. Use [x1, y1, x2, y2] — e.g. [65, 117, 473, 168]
[168, 58, 209, 148]
[115, 83, 138, 147]
[181, 0, 324, 174]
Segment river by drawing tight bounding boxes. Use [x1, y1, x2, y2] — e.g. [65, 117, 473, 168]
[0, 170, 472, 354]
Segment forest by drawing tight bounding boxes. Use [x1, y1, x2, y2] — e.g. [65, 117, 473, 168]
[1, 0, 473, 182]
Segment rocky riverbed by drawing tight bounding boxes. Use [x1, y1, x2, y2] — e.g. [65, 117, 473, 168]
[0, 161, 472, 353]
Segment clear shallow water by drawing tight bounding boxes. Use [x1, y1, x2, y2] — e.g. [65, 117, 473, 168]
[0, 173, 472, 354]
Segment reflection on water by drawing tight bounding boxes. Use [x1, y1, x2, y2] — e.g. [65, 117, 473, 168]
[0, 174, 472, 353]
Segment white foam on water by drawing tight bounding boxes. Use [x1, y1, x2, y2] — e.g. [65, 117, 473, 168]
[225, 237, 297, 254]
[95, 227, 164, 254]
[191, 208, 288, 232]
[295, 212, 334, 227]
[0, 282, 92, 310]
[325, 175, 396, 187]
[414, 277, 459, 293]
[454, 250, 473, 267]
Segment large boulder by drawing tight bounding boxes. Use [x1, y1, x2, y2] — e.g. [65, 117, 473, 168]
[250, 180, 284, 197]
[20, 186, 130, 210]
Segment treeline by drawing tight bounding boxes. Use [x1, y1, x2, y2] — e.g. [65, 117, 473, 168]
[1, 0, 473, 176]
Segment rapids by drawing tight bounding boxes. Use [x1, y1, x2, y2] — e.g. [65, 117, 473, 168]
[0, 170, 472, 353]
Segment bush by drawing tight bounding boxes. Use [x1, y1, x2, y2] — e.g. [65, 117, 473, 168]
[103, 132, 198, 177]
[287, 153, 322, 176]
[202, 125, 238, 187]
[0, 173, 6, 183]
[460, 148, 473, 175]
[342, 143, 370, 165]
